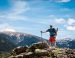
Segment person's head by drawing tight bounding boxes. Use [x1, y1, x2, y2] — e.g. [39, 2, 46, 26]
[50, 25, 53, 29]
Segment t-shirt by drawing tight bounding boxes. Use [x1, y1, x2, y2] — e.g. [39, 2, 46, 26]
[46, 28, 56, 36]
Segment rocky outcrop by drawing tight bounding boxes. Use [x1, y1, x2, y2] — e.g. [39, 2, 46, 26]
[12, 46, 28, 55]
[8, 42, 75, 58]
[29, 42, 49, 52]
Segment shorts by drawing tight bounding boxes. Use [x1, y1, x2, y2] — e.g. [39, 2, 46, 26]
[49, 36, 56, 43]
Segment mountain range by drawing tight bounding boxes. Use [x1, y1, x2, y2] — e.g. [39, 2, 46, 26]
[0, 31, 44, 52]
[57, 38, 75, 49]
[0, 31, 75, 52]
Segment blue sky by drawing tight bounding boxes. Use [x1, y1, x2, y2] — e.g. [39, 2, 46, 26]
[0, 0, 75, 40]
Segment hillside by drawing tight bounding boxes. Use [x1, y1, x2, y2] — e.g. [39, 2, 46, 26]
[18, 35, 43, 46]
[0, 31, 44, 52]
[1, 31, 44, 46]
[57, 38, 75, 49]
[0, 33, 16, 52]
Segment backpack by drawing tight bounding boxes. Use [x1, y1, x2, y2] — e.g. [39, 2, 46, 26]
[50, 28, 57, 36]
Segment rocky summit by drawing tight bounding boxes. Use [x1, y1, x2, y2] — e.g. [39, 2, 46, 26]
[8, 42, 75, 58]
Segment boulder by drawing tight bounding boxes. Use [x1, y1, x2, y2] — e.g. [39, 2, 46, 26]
[12, 46, 28, 55]
[23, 52, 34, 58]
[29, 42, 49, 52]
[34, 49, 50, 57]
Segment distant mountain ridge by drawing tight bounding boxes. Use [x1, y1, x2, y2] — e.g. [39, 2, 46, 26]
[0, 31, 44, 51]
[1, 31, 43, 44]
[57, 38, 75, 49]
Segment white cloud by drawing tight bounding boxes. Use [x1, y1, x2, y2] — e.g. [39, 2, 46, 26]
[0, 0, 30, 21]
[55, 0, 71, 2]
[9, 0, 30, 15]
[66, 25, 75, 31]
[0, 23, 16, 32]
[67, 18, 75, 25]
[55, 18, 65, 24]
[2, 28, 16, 32]
[57, 29, 75, 39]
[63, 18, 75, 31]
[0, 15, 28, 21]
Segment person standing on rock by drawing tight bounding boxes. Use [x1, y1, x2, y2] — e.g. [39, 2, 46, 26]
[41, 25, 58, 47]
